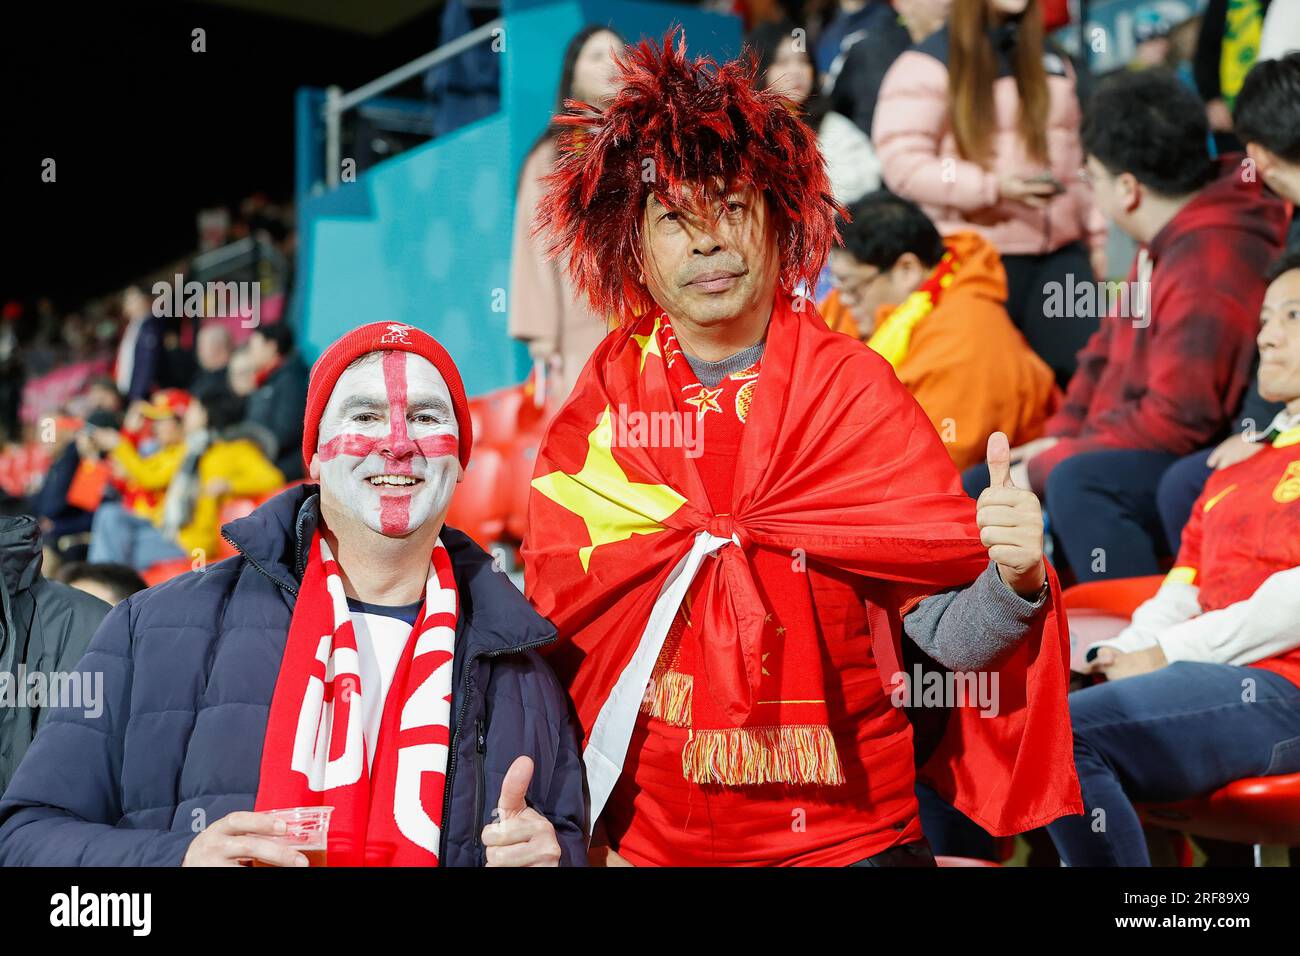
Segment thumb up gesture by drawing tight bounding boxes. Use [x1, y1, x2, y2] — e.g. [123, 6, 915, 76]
[977, 432, 1047, 599]
[481, 755, 562, 867]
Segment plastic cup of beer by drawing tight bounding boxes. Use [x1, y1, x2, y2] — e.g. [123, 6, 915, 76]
[255, 806, 333, 867]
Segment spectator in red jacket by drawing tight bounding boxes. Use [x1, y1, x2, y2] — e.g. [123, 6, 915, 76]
[1153, 52, 1300, 557]
[966, 69, 1288, 582]
[1047, 250, 1300, 867]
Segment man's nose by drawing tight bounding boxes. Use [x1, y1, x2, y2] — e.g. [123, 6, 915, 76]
[377, 425, 417, 459]
[692, 236, 723, 256]
[1258, 320, 1281, 351]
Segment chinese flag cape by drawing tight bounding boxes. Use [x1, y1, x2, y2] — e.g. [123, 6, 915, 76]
[523, 292, 1082, 835]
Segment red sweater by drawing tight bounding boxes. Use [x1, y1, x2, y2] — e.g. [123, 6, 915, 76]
[1030, 157, 1288, 492]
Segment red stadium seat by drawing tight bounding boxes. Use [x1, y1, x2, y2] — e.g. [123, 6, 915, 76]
[1061, 575, 1163, 617]
[445, 446, 508, 549]
[1066, 575, 1300, 865]
[141, 557, 195, 587]
[503, 434, 542, 542]
[1137, 774, 1300, 862]
[476, 384, 526, 450]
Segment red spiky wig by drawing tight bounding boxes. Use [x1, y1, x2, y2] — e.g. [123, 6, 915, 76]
[532, 27, 842, 320]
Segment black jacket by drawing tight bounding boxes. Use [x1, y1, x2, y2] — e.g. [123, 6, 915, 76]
[0, 515, 110, 792]
[244, 351, 309, 480]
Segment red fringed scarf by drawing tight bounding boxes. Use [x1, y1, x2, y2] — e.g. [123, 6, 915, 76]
[256, 532, 458, 866]
[525, 292, 1082, 835]
[634, 314, 847, 783]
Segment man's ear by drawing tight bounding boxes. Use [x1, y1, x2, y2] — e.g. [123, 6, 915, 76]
[895, 252, 924, 286]
[1246, 141, 1275, 177]
[1118, 172, 1141, 213]
[309, 453, 321, 480]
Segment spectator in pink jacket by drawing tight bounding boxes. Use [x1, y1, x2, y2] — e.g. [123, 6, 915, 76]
[873, 0, 1105, 386]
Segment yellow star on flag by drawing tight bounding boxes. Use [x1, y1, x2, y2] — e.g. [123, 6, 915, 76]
[631, 316, 663, 372]
[531, 406, 687, 572]
[684, 384, 724, 418]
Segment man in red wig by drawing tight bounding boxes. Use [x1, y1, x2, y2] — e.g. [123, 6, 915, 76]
[523, 30, 1082, 866]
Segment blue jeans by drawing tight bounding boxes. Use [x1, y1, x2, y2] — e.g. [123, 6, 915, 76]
[1156, 448, 1213, 555]
[961, 461, 990, 500]
[88, 502, 186, 571]
[1044, 449, 1180, 582]
[916, 781, 997, 860]
[1046, 662, 1300, 866]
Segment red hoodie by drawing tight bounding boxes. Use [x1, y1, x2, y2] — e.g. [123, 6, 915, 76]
[1029, 155, 1289, 491]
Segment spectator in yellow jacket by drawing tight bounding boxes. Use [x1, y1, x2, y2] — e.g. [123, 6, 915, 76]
[88, 384, 285, 570]
[98, 389, 191, 523]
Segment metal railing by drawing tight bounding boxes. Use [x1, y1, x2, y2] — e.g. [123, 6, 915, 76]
[322, 16, 504, 188]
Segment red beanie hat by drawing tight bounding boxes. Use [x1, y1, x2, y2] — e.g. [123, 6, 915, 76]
[301, 322, 473, 474]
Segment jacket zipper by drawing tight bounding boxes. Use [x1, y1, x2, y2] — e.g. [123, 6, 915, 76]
[472, 715, 486, 856]
[220, 528, 298, 597]
[440, 635, 556, 863]
[225, 526, 557, 865]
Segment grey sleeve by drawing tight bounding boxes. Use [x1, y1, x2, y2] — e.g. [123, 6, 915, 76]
[902, 561, 1047, 671]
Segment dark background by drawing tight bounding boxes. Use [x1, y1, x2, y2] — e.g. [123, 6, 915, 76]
[1, 0, 447, 308]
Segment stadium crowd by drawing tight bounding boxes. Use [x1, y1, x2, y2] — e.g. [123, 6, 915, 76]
[0, 0, 1298, 868]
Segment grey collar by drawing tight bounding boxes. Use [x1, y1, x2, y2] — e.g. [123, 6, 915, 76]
[681, 340, 766, 387]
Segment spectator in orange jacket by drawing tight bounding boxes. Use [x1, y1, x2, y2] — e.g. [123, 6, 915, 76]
[872, 0, 1105, 384]
[822, 191, 1057, 471]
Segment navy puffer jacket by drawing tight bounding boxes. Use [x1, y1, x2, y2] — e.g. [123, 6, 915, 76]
[0, 485, 588, 866]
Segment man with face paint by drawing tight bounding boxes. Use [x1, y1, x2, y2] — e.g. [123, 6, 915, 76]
[0, 322, 588, 868]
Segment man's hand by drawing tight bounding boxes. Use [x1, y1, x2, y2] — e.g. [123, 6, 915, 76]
[481, 755, 562, 867]
[181, 811, 308, 867]
[1207, 432, 1265, 471]
[1085, 644, 1167, 680]
[977, 432, 1046, 599]
[1206, 98, 1234, 132]
[123, 401, 148, 433]
[73, 432, 98, 460]
[92, 427, 121, 452]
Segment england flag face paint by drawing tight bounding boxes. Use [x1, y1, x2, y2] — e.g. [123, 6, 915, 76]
[313, 351, 461, 537]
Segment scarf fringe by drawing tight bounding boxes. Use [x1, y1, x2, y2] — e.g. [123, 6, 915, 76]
[640, 670, 693, 726]
[682, 725, 846, 786]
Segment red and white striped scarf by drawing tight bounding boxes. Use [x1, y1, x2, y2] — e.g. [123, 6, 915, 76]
[256, 530, 458, 866]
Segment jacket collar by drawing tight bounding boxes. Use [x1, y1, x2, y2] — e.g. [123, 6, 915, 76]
[221, 484, 555, 658]
[0, 516, 44, 596]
